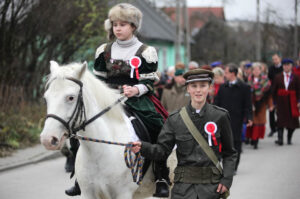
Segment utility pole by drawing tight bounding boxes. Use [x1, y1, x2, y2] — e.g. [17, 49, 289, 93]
[294, 0, 298, 59]
[175, 0, 182, 63]
[183, 0, 190, 67]
[256, 0, 261, 61]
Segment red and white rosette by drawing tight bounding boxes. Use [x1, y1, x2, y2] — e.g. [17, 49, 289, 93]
[129, 56, 141, 80]
[204, 122, 218, 146]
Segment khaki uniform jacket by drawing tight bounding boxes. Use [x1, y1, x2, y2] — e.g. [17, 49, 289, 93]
[161, 84, 190, 113]
[141, 103, 237, 199]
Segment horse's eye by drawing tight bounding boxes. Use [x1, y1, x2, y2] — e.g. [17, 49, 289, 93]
[68, 96, 75, 101]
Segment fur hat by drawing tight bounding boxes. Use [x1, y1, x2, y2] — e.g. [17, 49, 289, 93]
[104, 3, 143, 40]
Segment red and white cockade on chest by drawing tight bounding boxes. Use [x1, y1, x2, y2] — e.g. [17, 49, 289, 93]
[204, 122, 218, 146]
[129, 56, 141, 80]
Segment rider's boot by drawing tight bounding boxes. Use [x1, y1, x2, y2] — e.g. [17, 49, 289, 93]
[65, 180, 81, 196]
[153, 161, 170, 198]
[65, 154, 75, 173]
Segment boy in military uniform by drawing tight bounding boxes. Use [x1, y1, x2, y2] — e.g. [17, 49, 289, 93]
[132, 69, 237, 199]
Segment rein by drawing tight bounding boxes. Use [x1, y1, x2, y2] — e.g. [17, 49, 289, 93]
[45, 77, 144, 185]
[72, 134, 144, 185]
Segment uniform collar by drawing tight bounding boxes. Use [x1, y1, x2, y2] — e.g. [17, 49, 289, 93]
[187, 102, 208, 117]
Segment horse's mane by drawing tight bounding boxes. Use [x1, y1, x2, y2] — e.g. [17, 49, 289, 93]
[46, 62, 124, 122]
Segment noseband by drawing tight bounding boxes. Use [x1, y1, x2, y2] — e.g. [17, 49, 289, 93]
[45, 77, 126, 137]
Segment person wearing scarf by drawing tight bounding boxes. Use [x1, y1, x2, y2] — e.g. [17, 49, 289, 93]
[246, 62, 273, 149]
[272, 59, 300, 146]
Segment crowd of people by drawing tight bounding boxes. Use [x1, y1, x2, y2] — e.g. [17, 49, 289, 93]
[153, 55, 300, 172]
[155, 56, 300, 148]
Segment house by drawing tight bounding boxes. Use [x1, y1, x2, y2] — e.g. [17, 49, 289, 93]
[163, 7, 225, 35]
[130, 0, 186, 71]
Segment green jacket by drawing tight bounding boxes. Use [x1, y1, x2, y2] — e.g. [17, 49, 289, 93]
[141, 103, 237, 198]
[93, 42, 164, 141]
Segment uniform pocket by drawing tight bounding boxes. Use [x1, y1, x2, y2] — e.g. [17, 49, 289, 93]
[176, 134, 194, 156]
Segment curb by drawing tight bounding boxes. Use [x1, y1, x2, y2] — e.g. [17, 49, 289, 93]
[0, 145, 62, 173]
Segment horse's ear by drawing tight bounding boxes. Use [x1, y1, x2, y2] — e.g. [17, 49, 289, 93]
[77, 61, 88, 79]
[50, 61, 60, 73]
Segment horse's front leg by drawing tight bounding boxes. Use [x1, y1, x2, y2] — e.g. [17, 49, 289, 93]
[115, 193, 134, 199]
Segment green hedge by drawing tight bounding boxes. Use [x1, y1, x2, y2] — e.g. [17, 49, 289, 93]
[0, 103, 45, 157]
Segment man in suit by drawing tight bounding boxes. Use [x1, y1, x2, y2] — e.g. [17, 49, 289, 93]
[214, 63, 253, 172]
[272, 59, 300, 145]
[268, 54, 283, 136]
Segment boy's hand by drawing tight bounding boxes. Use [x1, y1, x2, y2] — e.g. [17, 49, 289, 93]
[130, 141, 142, 153]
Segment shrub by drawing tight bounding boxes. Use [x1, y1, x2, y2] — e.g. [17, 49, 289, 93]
[0, 102, 45, 157]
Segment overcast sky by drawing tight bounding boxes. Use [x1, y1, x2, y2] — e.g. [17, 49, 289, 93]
[186, 0, 299, 25]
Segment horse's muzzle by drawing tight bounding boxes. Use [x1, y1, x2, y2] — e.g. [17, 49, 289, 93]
[40, 133, 66, 150]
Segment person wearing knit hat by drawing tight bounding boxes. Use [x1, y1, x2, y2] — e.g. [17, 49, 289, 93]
[88, 3, 170, 198]
[174, 62, 185, 76]
[131, 69, 237, 198]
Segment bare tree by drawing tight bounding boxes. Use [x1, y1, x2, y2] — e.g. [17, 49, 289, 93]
[0, 0, 107, 100]
[294, 0, 298, 59]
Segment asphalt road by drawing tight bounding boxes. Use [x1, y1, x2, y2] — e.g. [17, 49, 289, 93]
[0, 156, 78, 199]
[0, 129, 299, 199]
[230, 129, 300, 199]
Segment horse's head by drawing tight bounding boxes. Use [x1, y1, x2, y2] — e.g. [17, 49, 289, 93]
[40, 61, 87, 150]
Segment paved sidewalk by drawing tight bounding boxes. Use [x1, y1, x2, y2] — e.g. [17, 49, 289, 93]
[0, 144, 61, 172]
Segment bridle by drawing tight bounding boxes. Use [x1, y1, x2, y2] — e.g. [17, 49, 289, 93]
[44, 77, 144, 185]
[45, 77, 126, 138]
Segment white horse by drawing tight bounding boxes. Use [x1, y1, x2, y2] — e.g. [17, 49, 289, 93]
[40, 61, 175, 199]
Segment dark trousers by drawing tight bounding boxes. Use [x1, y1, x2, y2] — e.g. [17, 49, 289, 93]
[277, 128, 295, 144]
[233, 140, 242, 171]
[269, 109, 277, 132]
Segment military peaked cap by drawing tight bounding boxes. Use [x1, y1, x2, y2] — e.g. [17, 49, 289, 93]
[183, 69, 214, 84]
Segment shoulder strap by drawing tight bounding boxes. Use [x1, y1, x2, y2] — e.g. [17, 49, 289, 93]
[103, 42, 113, 62]
[135, 44, 147, 57]
[179, 107, 223, 174]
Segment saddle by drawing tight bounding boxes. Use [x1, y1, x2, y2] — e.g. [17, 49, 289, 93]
[123, 105, 152, 178]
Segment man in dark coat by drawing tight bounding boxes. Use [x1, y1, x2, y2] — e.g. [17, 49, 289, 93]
[214, 63, 253, 172]
[131, 69, 237, 199]
[267, 53, 283, 136]
[272, 59, 300, 145]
